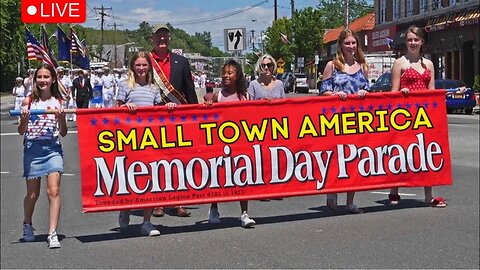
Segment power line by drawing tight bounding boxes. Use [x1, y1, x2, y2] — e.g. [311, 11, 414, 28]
[108, 0, 269, 26]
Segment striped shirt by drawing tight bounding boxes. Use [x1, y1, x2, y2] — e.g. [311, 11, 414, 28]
[117, 82, 163, 106]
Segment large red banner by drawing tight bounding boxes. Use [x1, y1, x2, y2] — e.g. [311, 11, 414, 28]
[76, 91, 452, 213]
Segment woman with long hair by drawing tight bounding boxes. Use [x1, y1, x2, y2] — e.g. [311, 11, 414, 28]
[319, 29, 370, 214]
[388, 25, 446, 208]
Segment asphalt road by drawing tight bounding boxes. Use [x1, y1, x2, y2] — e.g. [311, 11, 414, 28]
[1, 93, 479, 269]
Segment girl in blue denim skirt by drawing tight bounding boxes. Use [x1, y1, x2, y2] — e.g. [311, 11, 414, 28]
[18, 64, 68, 248]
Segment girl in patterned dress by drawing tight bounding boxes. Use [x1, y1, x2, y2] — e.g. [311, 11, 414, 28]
[18, 64, 68, 248]
[388, 25, 446, 208]
[319, 29, 370, 214]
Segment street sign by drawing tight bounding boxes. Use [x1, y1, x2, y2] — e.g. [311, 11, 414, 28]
[277, 57, 285, 65]
[297, 57, 304, 68]
[224, 28, 246, 51]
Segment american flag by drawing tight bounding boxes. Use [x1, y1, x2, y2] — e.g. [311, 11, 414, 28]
[25, 27, 55, 67]
[70, 26, 85, 55]
[40, 25, 58, 67]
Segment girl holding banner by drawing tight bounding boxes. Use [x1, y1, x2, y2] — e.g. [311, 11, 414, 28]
[388, 25, 446, 208]
[18, 64, 68, 248]
[116, 51, 178, 236]
[319, 29, 370, 214]
[208, 59, 256, 228]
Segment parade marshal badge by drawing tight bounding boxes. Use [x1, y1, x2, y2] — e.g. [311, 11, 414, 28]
[21, 0, 86, 23]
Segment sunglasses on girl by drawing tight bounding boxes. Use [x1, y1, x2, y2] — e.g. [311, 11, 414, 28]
[261, 63, 273, 68]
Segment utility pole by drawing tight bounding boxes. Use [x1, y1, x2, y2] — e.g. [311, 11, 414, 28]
[94, 5, 112, 61]
[107, 21, 123, 67]
[344, 0, 349, 29]
[250, 29, 256, 51]
[274, 0, 278, 21]
[291, 0, 296, 72]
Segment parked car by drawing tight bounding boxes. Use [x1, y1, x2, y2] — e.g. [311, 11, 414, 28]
[293, 73, 309, 93]
[435, 79, 477, 114]
[368, 72, 476, 114]
[370, 72, 392, 92]
[282, 72, 294, 93]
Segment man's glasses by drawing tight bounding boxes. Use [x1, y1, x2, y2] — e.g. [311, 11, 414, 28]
[261, 63, 273, 68]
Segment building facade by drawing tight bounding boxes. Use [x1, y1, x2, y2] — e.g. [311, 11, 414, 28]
[371, 0, 479, 87]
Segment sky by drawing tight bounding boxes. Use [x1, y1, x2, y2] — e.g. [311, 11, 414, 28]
[82, 0, 373, 50]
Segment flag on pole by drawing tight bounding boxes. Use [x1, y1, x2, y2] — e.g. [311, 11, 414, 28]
[25, 27, 56, 67]
[57, 25, 71, 62]
[70, 26, 84, 55]
[40, 25, 58, 67]
[280, 32, 289, 44]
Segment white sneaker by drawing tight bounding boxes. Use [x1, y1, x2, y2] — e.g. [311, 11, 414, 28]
[140, 222, 160, 236]
[118, 210, 130, 229]
[22, 223, 35, 242]
[208, 207, 220, 224]
[47, 231, 61, 249]
[240, 212, 256, 228]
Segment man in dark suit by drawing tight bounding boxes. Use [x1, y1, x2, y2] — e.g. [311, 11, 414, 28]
[149, 23, 197, 217]
[72, 69, 93, 108]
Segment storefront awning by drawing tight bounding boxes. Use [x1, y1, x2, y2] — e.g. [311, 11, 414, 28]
[425, 9, 480, 32]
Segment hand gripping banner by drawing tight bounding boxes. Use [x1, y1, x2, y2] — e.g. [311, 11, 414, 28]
[76, 91, 452, 212]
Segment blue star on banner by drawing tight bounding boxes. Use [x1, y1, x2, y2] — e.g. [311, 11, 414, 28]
[114, 118, 121, 125]
[125, 117, 132, 123]
[169, 115, 175, 122]
[180, 115, 187, 122]
[158, 116, 165, 123]
[202, 114, 208, 121]
[136, 116, 143, 123]
[213, 113, 220, 120]
[192, 115, 198, 122]
[147, 117, 154, 123]
[102, 118, 109, 125]
[90, 118, 97, 126]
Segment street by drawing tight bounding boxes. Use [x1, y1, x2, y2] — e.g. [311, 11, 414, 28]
[1, 93, 478, 269]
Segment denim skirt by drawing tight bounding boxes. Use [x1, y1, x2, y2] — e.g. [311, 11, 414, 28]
[23, 138, 64, 179]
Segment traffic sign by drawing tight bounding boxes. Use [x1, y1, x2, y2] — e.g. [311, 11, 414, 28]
[224, 28, 246, 51]
[277, 57, 285, 65]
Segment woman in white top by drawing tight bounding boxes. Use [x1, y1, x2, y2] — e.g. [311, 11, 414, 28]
[12, 77, 26, 111]
[247, 54, 286, 100]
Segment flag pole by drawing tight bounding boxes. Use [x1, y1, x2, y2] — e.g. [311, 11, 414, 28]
[9, 109, 77, 116]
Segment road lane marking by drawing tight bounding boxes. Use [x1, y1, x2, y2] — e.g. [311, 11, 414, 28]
[370, 191, 417, 196]
[1, 171, 10, 174]
[1, 131, 77, 136]
[63, 173, 75, 176]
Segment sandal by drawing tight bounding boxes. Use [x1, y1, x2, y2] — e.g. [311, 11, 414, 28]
[388, 194, 401, 205]
[428, 197, 447, 208]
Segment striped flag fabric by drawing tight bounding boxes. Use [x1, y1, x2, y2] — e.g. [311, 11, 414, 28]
[40, 25, 58, 67]
[70, 26, 84, 55]
[25, 27, 55, 67]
